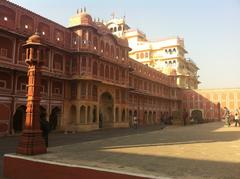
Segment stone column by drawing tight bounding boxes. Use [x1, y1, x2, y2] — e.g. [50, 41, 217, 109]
[16, 32, 47, 155]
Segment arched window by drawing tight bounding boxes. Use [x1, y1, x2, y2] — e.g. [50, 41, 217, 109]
[81, 82, 86, 97]
[110, 45, 114, 58]
[105, 43, 110, 56]
[100, 40, 104, 52]
[93, 37, 98, 50]
[122, 70, 125, 81]
[100, 63, 104, 77]
[121, 109, 125, 122]
[105, 65, 109, 79]
[136, 53, 139, 59]
[92, 61, 98, 76]
[115, 68, 119, 81]
[140, 52, 144, 59]
[114, 27, 117, 32]
[116, 48, 119, 59]
[81, 56, 86, 71]
[110, 66, 114, 80]
[92, 85, 97, 101]
[118, 26, 122, 31]
[80, 105, 86, 124]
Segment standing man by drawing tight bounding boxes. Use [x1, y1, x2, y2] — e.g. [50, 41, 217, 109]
[183, 109, 188, 126]
[133, 115, 138, 129]
[234, 109, 239, 127]
[223, 107, 231, 127]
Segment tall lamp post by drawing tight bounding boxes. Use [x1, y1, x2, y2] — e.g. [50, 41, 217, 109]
[16, 32, 47, 155]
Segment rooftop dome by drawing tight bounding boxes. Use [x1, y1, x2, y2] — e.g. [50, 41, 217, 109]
[68, 8, 93, 27]
[79, 12, 92, 24]
[26, 32, 42, 45]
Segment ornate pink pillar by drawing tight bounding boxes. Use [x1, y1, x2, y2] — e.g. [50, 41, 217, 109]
[17, 32, 47, 155]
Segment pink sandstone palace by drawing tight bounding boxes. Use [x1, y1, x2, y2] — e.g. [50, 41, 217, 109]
[0, 0, 239, 136]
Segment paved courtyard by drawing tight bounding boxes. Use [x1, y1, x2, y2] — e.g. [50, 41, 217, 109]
[2, 122, 240, 179]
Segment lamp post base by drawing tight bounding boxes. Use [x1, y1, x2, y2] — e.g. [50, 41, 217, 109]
[16, 130, 47, 155]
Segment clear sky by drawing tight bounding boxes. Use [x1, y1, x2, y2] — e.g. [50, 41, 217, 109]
[11, 0, 240, 89]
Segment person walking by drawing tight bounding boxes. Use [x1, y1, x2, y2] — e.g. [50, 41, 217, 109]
[133, 115, 138, 129]
[223, 107, 231, 127]
[234, 109, 239, 127]
[182, 109, 188, 126]
[40, 110, 50, 147]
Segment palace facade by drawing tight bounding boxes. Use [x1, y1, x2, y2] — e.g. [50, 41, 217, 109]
[0, 1, 239, 136]
[106, 17, 200, 89]
[0, 0, 181, 136]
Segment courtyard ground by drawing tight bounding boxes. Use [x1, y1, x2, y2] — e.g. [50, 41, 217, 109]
[1, 122, 240, 178]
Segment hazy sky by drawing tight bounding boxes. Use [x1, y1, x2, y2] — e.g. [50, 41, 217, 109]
[11, 0, 240, 89]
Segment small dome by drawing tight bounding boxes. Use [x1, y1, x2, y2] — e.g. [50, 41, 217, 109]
[79, 12, 92, 25]
[27, 32, 41, 44]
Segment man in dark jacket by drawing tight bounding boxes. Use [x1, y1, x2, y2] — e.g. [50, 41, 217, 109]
[40, 109, 50, 147]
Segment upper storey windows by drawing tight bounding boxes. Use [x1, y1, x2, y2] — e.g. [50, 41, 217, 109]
[165, 48, 177, 55]
[38, 22, 50, 40]
[0, 5, 16, 29]
[54, 29, 64, 44]
[20, 15, 34, 34]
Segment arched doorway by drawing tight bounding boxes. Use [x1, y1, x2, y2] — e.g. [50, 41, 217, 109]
[121, 109, 125, 122]
[69, 105, 77, 124]
[144, 111, 148, 125]
[80, 105, 86, 124]
[191, 110, 203, 123]
[93, 105, 97, 123]
[99, 92, 114, 128]
[49, 107, 61, 130]
[13, 105, 26, 133]
[148, 111, 152, 124]
[153, 112, 156, 124]
[115, 107, 119, 122]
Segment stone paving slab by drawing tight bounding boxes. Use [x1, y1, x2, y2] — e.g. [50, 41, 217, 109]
[7, 122, 240, 179]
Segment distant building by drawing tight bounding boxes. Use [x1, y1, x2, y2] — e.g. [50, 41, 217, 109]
[106, 17, 200, 89]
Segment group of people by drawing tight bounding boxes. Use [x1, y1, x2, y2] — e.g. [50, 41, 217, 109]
[223, 107, 240, 127]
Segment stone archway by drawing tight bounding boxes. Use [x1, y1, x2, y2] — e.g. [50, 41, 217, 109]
[191, 110, 203, 123]
[99, 92, 114, 128]
[121, 109, 125, 122]
[69, 105, 77, 124]
[80, 105, 86, 124]
[49, 107, 61, 130]
[13, 105, 26, 133]
[144, 111, 148, 124]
